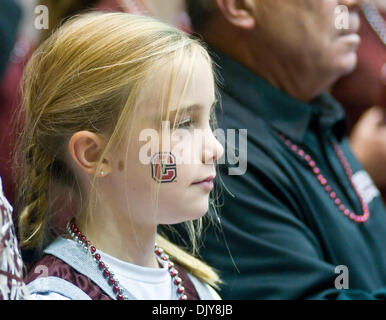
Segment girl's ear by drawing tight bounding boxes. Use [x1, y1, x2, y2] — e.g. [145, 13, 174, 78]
[216, 0, 256, 30]
[68, 131, 111, 177]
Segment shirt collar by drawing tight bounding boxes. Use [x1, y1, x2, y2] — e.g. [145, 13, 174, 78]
[211, 49, 346, 142]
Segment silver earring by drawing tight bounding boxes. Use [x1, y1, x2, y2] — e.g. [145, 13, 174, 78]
[100, 170, 105, 177]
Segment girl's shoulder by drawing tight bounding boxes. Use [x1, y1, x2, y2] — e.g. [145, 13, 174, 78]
[173, 263, 221, 300]
[25, 238, 221, 300]
[25, 255, 220, 300]
[183, 269, 222, 300]
[25, 254, 110, 300]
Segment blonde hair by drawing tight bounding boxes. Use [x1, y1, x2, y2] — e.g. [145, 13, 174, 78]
[15, 12, 221, 288]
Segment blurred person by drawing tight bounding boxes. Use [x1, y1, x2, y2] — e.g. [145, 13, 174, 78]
[0, 0, 28, 301]
[0, 0, 23, 204]
[182, 0, 386, 299]
[116, 0, 190, 31]
[0, 0, 22, 77]
[39, 0, 100, 41]
[0, 176, 29, 300]
[40, 0, 190, 40]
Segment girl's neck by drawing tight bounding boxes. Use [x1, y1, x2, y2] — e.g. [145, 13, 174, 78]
[76, 211, 159, 269]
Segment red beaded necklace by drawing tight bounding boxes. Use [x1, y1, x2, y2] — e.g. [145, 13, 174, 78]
[279, 134, 370, 223]
[66, 220, 187, 300]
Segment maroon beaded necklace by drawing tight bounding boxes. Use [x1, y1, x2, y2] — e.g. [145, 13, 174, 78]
[279, 134, 370, 223]
[66, 219, 187, 300]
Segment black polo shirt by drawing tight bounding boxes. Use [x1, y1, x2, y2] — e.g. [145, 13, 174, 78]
[200, 50, 386, 299]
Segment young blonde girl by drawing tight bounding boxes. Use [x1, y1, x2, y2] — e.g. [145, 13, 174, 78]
[15, 12, 224, 300]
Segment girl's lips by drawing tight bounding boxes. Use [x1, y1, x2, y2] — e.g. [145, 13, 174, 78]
[192, 175, 215, 184]
[192, 180, 214, 192]
[192, 176, 215, 192]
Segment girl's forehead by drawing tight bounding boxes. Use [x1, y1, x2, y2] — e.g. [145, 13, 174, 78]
[136, 55, 215, 121]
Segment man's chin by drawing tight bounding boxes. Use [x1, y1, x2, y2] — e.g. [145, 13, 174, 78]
[340, 33, 361, 47]
[334, 52, 358, 78]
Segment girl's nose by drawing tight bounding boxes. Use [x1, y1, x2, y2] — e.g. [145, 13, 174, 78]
[202, 130, 224, 164]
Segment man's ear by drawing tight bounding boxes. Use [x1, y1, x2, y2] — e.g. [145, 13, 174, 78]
[216, 0, 256, 30]
[68, 131, 111, 177]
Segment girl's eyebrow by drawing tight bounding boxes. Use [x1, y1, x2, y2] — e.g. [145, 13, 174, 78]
[170, 100, 218, 118]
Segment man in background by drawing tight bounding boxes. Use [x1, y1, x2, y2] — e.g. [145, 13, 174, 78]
[184, 0, 386, 299]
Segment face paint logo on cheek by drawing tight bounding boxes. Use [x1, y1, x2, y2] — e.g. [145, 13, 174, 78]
[151, 152, 177, 183]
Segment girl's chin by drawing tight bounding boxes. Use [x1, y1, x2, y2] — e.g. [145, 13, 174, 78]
[161, 209, 209, 225]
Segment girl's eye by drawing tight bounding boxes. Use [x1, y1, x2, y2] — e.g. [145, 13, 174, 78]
[177, 117, 193, 129]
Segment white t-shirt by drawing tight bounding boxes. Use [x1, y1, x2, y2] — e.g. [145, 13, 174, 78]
[99, 250, 173, 300]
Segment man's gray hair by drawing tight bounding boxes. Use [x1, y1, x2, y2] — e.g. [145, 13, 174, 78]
[185, 0, 216, 31]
